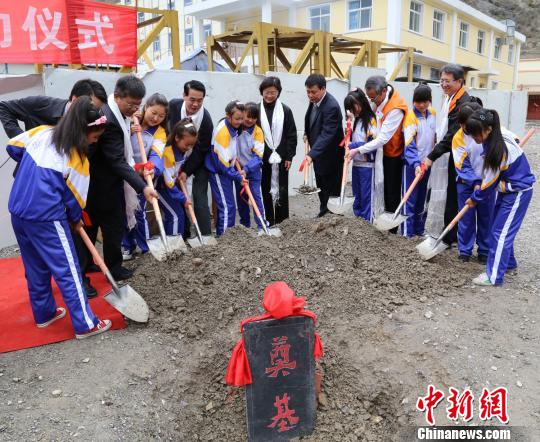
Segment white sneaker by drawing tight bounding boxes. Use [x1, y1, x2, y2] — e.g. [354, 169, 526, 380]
[122, 249, 133, 261]
[472, 273, 493, 286]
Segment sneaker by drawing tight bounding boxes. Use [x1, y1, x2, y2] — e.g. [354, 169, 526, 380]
[477, 254, 488, 264]
[458, 255, 471, 263]
[472, 273, 493, 286]
[75, 319, 112, 340]
[122, 249, 134, 261]
[110, 266, 134, 281]
[37, 307, 66, 328]
[83, 277, 98, 299]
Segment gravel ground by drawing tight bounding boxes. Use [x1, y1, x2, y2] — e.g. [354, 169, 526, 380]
[0, 124, 539, 441]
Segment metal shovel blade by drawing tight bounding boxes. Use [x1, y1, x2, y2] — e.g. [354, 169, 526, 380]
[104, 284, 149, 323]
[373, 212, 409, 231]
[257, 227, 283, 237]
[416, 236, 448, 261]
[296, 185, 321, 195]
[187, 235, 218, 248]
[147, 235, 187, 261]
[328, 196, 354, 215]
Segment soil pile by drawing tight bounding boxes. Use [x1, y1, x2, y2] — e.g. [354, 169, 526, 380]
[128, 216, 477, 440]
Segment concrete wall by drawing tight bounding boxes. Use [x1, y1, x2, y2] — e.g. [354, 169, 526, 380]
[0, 67, 529, 247]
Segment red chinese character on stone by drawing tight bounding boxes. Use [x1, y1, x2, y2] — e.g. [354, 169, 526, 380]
[416, 385, 445, 425]
[267, 393, 300, 433]
[265, 336, 297, 378]
[479, 387, 509, 424]
[446, 387, 474, 422]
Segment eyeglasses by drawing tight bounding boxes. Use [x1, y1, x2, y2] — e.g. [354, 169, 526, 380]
[263, 90, 279, 96]
[439, 79, 457, 86]
[368, 93, 381, 103]
[122, 98, 141, 110]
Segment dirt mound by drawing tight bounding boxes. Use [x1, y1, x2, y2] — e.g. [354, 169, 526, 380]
[127, 216, 477, 440]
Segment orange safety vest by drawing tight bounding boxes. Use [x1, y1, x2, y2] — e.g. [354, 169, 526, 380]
[380, 89, 409, 158]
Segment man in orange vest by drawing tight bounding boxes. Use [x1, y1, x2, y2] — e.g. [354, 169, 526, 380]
[349, 76, 408, 232]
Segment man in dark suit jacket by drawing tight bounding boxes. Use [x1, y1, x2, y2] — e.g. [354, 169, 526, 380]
[168, 80, 213, 236]
[304, 74, 344, 217]
[84, 76, 157, 280]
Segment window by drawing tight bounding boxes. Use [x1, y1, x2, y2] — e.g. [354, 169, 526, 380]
[309, 5, 330, 32]
[184, 28, 193, 46]
[348, 0, 372, 30]
[508, 44, 514, 64]
[470, 76, 476, 88]
[408, 63, 421, 78]
[137, 12, 145, 23]
[491, 81, 498, 90]
[167, 0, 175, 9]
[430, 67, 440, 80]
[477, 30, 485, 54]
[184, 0, 192, 6]
[459, 22, 469, 48]
[153, 37, 161, 53]
[204, 24, 212, 39]
[409, 1, 423, 33]
[125, 0, 132, 4]
[432, 10, 444, 40]
[494, 37, 502, 59]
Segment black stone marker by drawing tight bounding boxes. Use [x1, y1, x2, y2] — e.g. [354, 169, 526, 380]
[244, 315, 316, 441]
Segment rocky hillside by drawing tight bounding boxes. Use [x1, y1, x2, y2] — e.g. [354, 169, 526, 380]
[463, 0, 540, 57]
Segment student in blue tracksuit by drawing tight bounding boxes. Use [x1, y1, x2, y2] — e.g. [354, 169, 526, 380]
[205, 101, 246, 236]
[6, 97, 112, 339]
[236, 102, 266, 229]
[155, 119, 197, 237]
[401, 83, 437, 237]
[122, 93, 168, 260]
[452, 102, 495, 263]
[343, 89, 377, 221]
[464, 109, 535, 286]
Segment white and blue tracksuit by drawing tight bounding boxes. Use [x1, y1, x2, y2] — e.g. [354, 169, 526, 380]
[155, 144, 188, 237]
[348, 118, 377, 221]
[235, 125, 266, 229]
[401, 107, 436, 237]
[452, 128, 495, 258]
[6, 126, 99, 334]
[471, 132, 535, 285]
[205, 119, 244, 236]
[122, 125, 166, 253]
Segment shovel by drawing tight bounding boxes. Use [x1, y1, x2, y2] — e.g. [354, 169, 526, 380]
[79, 228, 149, 323]
[416, 204, 471, 260]
[328, 117, 354, 215]
[178, 178, 217, 248]
[235, 162, 282, 237]
[133, 117, 186, 261]
[373, 167, 425, 231]
[296, 140, 321, 195]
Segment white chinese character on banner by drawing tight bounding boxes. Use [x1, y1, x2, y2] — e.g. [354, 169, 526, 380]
[22, 7, 67, 50]
[0, 14, 11, 48]
[76, 12, 114, 54]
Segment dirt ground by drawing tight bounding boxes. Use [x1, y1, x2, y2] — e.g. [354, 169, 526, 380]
[1, 124, 539, 441]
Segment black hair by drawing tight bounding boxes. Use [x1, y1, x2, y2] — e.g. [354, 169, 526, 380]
[52, 96, 105, 157]
[305, 74, 326, 89]
[244, 102, 259, 120]
[259, 76, 282, 95]
[458, 101, 482, 125]
[365, 75, 388, 94]
[167, 118, 198, 147]
[465, 109, 506, 172]
[413, 82, 432, 103]
[114, 75, 146, 99]
[440, 63, 465, 82]
[344, 88, 376, 135]
[183, 80, 206, 97]
[69, 79, 107, 104]
[142, 93, 169, 128]
[225, 100, 245, 116]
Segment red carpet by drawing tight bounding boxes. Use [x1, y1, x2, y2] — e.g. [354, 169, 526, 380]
[0, 257, 126, 353]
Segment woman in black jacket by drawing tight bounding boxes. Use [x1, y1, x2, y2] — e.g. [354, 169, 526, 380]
[258, 76, 298, 225]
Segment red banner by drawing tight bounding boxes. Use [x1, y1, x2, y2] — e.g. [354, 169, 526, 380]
[0, 0, 137, 66]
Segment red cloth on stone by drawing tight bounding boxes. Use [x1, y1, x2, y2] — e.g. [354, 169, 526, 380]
[225, 281, 323, 387]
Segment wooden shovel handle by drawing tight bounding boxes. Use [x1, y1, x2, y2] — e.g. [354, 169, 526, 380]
[303, 140, 310, 185]
[178, 178, 197, 224]
[235, 161, 264, 219]
[78, 227, 109, 275]
[520, 128, 535, 147]
[401, 171, 424, 205]
[447, 204, 471, 231]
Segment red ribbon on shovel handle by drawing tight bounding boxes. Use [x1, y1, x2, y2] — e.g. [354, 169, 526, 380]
[299, 158, 307, 172]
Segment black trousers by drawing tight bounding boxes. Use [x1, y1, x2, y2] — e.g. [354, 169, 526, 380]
[443, 152, 458, 245]
[183, 166, 212, 238]
[383, 156, 403, 234]
[315, 171, 340, 214]
[261, 160, 290, 226]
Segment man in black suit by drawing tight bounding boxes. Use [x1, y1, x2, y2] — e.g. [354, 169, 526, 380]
[304, 74, 344, 217]
[168, 80, 213, 237]
[83, 75, 157, 281]
[0, 79, 107, 297]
